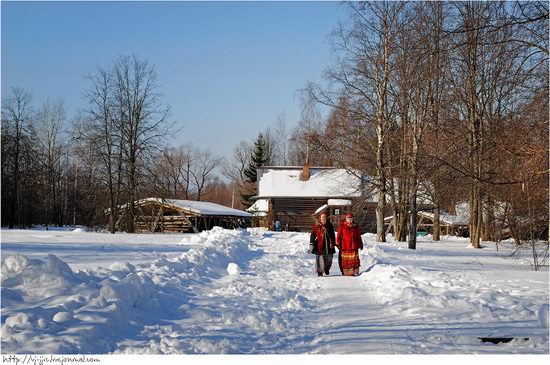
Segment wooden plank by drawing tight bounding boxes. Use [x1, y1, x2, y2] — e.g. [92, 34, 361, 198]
[115, 209, 126, 230]
[177, 210, 199, 233]
[151, 205, 163, 232]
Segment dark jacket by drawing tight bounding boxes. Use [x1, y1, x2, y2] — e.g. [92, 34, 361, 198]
[310, 221, 336, 255]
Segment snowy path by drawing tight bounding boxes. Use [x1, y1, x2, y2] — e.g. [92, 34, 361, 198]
[113, 230, 549, 354]
[313, 243, 549, 354]
[115, 230, 319, 353]
[1, 228, 548, 354]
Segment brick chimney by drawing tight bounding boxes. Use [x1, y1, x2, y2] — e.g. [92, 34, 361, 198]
[448, 203, 456, 215]
[300, 163, 310, 181]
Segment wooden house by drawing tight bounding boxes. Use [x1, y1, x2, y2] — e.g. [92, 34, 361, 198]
[251, 166, 377, 232]
[115, 198, 252, 233]
[384, 202, 470, 237]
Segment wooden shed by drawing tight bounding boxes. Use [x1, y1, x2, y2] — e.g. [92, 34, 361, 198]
[115, 198, 252, 233]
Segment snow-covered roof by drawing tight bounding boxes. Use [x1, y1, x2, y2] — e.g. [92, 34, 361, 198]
[314, 204, 329, 215]
[426, 202, 470, 225]
[327, 199, 352, 206]
[256, 167, 363, 198]
[247, 199, 268, 217]
[315, 199, 352, 215]
[384, 202, 470, 226]
[137, 198, 252, 218]
[419, 211, 469, 226]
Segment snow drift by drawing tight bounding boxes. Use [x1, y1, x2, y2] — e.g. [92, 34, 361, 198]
[1, 227, 252, 353]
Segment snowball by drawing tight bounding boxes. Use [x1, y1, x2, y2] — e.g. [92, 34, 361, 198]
[37, 318, 48, 329]
[227, 263, 241, 276]
[52, 311, 72, 323]
[538, 304, 549, 329]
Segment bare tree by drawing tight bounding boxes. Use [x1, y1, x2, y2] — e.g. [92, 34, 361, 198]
[221, 141, 251, 183]
[273, 111, 290, 165]
[443, 2, 529, 248]
[289, 89, 326, 166]
[84, 66, 123, 233]
[393, 2, 445, 249]
[152, 144, 195, 199]
[307, 1, 406, 242]
[191, 149, 221, 201]
[1, 87, 33, 228]
[34, 98, 66, 228]
[112, 55, 172, 232]
[221, 140, 252, 208]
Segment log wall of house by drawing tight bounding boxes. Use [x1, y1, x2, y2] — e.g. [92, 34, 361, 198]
[353, 202, 378, 234]
[271, 198, 377, 234]
[271, 198, 326, 232]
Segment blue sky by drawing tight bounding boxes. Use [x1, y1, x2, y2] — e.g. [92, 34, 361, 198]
[2, 1, 345, 158]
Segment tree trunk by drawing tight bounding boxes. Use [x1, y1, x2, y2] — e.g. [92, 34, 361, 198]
[397, 209, 407, 242]
[109, 195, 116, 234]
[127, 150, 137, 233]
[408, 190, 417, 250]
[376, 131, 386, 242]
[408, 140, 419, 250]
[376, 190, 386, 242]
[391, 205, 398, 238]
[9, 125, 19, 229]
[433, 205, 441, 241]
[470, 184, 483, 248]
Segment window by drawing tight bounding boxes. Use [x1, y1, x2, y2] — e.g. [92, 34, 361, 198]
[334, 208, 341, 215]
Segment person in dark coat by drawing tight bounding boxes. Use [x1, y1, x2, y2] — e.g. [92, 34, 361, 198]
[336, 212, 364, 276]
[309, 211, 336, 277]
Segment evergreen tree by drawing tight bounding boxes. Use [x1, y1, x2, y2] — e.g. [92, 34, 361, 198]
[244, 133, 270, 183]
[241, 134, 270, 208]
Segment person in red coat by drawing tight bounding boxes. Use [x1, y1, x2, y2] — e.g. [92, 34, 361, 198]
[309, 211, 336, 277]
[336, 212, 364, 276]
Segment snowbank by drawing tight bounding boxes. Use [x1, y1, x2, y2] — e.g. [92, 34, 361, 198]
[539, 304, 549, 329]
[1, 227, 253, 354]
[357, 235, 549, 344]
[2, 227, 547, 354]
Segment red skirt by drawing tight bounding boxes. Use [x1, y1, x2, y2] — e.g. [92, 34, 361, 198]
[340, 250, 360, 276]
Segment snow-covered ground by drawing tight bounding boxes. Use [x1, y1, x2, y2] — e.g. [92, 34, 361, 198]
[1, 227, 548, 354]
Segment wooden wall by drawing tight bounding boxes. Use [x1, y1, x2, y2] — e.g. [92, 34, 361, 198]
[353, 202, 378, 234]
[270, 198, 377, 234]
[271, 198, 326, 232]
